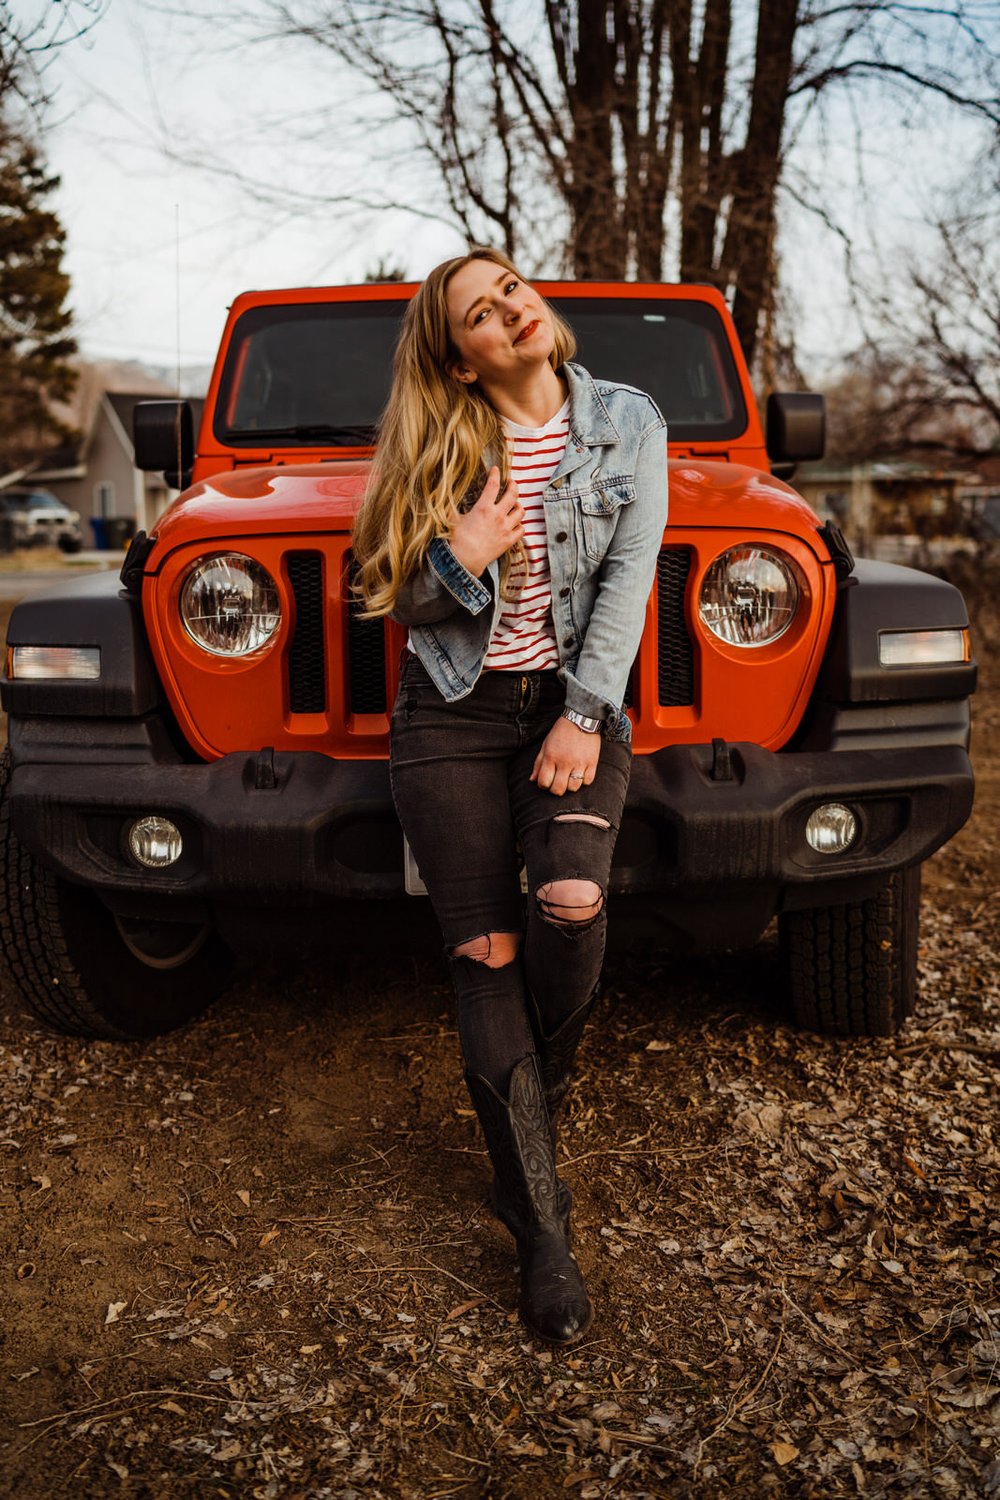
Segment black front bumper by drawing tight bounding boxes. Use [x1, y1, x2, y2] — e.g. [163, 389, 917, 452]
[9, 737, 974, 920]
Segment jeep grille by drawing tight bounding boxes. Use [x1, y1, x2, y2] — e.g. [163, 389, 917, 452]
[287, 552, 327, 713]
[657, 548, 695, 706]
[344, 553, 388, 714]
[284, 546, 696, 719]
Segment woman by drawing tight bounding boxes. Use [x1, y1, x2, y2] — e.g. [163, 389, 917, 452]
[354, 248, 668, 1343]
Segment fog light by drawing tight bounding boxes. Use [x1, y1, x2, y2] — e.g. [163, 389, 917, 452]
[128, 816, 182, 868]
[805, 803, 858, 855]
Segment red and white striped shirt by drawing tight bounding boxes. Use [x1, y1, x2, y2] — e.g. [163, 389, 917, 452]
[483, 400, 569, 672]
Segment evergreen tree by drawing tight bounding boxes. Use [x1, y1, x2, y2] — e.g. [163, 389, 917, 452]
[0, 118, 77, 473]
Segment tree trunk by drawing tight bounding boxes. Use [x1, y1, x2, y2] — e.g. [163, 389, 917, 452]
[549, 0, 627, 278]
[721, 0, 799, 362]
[678, 0, 731, 290]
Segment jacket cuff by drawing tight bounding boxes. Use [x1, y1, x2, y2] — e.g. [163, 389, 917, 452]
[427, 537, 493, 615]
[560, 665, 617, 723]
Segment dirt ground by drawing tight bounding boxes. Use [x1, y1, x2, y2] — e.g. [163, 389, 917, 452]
[0, 579, 997, 1499]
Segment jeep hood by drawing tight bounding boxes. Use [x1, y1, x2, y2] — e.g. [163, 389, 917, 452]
[146, 459, 825, 565]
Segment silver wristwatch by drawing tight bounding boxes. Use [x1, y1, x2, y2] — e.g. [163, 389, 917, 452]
[561, 707, 602, 734]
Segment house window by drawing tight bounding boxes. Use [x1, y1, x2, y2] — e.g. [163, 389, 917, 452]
[95, 482, 115, 518]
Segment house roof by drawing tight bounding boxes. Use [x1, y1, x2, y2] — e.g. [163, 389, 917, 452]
[800, 459, 968, 484]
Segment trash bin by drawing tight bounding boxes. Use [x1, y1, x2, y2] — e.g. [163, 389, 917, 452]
[104, 517, 136, 550]
[90, 517, 108, 550]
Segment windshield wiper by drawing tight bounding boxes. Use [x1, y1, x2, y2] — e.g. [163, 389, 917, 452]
[227, 423, 377, 442]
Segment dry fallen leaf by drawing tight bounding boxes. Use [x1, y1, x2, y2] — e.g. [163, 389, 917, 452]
[236, 1190, 251, 1207]
[771, 1441, 799, 1466]
[445, 1298, 484, 1320]
[258, 1228, 280, 1247]
[104, 1300, 127, 1325]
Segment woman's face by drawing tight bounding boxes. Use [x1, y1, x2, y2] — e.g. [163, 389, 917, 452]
[444, 259, 555, 390]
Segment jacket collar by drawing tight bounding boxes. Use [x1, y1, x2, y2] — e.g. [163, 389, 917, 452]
[562, 361, 621, 448]
[542, 362, 620, 486]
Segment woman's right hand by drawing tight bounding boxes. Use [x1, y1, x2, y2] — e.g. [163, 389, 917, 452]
[449, 466, 523, 577]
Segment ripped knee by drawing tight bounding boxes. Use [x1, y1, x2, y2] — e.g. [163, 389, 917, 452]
[449, 930, 521, 968]
[535, 878, 606, 932]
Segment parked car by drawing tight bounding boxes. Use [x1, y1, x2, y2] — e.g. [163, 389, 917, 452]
[0, 280, 976, 1042]
[0, 488, 83, 552]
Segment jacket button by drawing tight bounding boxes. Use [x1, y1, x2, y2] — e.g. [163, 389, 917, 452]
[563, 635, 575, 648]
[559, 586, 570, 598]
[555, 530, 568, 543]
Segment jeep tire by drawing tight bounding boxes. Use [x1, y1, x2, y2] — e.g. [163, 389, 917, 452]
[779, 866, 920, 1037]
[0, 749, 234, 1039]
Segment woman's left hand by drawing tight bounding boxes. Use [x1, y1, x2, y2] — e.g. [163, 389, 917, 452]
[530, 718, 601, 796]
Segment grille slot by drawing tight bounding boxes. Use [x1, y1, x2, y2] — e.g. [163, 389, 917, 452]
[287, 552, 327, 713]
[657, 548, 695, 706]
[346, 554, 388, 713]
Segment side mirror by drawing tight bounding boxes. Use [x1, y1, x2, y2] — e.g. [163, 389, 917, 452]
[134, 401, 194, 485]
[766, 393, 825, 467]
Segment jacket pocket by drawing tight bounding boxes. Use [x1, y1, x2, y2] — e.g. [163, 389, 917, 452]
[577, 480, 636, 563]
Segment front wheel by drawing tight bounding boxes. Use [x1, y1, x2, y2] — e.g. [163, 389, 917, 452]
[779, 866, 920, 1037]
[0, 749, 234, 1038]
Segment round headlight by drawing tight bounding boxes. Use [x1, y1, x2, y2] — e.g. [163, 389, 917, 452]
[699, 545, 800, 647]
[180, 554, 280, 656]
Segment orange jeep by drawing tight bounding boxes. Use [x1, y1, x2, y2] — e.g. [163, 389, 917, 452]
[0, 282, 976, 1039]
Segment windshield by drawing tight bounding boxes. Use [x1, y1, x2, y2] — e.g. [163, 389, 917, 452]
[215, 294, 747, 446]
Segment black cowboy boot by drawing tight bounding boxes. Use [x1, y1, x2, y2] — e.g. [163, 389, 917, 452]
[532, 990, 598, 1139]
[466, 1054, 593, 1344]
[489, 991, 597, 1230]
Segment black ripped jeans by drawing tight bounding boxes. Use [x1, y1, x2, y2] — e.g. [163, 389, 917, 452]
[389, 655, 631, 1094]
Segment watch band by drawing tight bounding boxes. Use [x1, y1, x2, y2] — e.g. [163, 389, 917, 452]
[561, 707, 602, 734]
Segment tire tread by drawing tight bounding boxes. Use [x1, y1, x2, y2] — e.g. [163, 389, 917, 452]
[780, 867, 920, 1038]
[0, 748, 232, 1038]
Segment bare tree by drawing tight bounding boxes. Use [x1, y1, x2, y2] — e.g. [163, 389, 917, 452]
[1, 1, 109, 119]
[830, 153, 1000, 466]
[206, 0, 1000, 363]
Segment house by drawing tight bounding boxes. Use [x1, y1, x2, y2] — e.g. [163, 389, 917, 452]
[15, 362, 205, 545]
[796, 458, 972, 559]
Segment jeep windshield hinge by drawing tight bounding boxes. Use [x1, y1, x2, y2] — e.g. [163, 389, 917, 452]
[119, 530, 156, 595]
[818, 521, 855, 582]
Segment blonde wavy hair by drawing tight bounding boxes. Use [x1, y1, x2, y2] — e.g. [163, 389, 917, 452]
[353, 247, 577, 618]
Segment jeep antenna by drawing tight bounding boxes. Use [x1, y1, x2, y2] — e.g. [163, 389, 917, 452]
[175, 203, 182, 485]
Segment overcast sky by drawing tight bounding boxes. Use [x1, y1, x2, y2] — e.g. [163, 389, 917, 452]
[42, 1, 464, 369]
[38, 0, 987, 378]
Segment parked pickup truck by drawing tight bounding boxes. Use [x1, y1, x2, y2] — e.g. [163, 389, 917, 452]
[0, 281, 976, 1040]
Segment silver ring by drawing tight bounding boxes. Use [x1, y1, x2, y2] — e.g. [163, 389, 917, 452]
[569, 771, 584, 780]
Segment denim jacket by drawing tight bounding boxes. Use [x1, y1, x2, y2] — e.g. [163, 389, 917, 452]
[389, 362, 668, 741]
